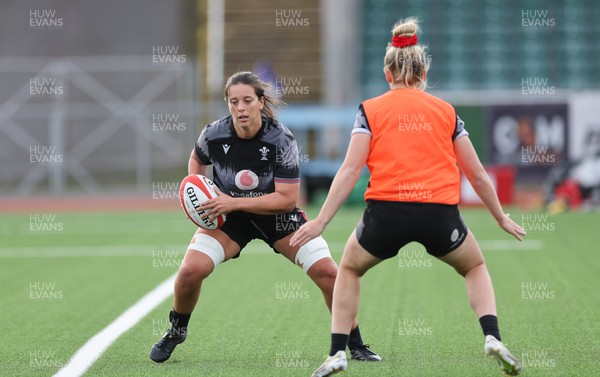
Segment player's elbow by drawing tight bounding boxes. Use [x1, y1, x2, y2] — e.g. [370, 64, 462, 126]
[281, 198, 296, 213]
[468, 170, 488, 191]
[339, 163, 362, 180]
[271, 192, 297, 213]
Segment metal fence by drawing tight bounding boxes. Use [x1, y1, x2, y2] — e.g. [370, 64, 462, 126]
[0, 56, 199, 195]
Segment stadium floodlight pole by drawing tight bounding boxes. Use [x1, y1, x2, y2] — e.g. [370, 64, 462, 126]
[206, 0, 225, 110]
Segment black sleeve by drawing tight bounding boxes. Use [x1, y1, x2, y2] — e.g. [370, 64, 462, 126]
[194, 125, 212, 165]
[452, 115, 469, 141]
[351, 104, 372, 136]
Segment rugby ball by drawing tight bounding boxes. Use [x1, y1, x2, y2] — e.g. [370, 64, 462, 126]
[179, 174, 226, 230]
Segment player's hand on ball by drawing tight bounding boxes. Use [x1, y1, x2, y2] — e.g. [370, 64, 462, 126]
[497, 213, 526, 241]
[290, 219, 326, 247]
[197, 186, 238, 221]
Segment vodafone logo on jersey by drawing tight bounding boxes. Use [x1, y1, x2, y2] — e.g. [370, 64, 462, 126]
[235, 170, 259, 190]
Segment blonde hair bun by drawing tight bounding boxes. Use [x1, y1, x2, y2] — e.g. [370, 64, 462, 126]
[392, 17, 419, 38]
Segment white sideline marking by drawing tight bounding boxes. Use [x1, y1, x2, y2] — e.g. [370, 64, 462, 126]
[0, 244, 278, 258]
[0, 245, 183, 258]
[0, 240, 542, 259]
[53, 274, 176, 377]
[479, 239, 543, 251]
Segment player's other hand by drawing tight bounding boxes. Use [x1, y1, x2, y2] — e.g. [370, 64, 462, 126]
[497, 213, 526, 241]
[197, 186, 238, 221]
[290, 219, 326, 247]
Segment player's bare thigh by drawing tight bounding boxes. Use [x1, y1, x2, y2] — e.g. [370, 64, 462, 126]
[339, 230, 382, 276]
[272, 232, 302, 263]
[437, 231, 485, 276]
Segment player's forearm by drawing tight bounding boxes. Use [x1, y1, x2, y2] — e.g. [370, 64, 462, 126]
[316, 166, 362, 226]
[234, 191, 296, 215]
[470, 173, 505, 222]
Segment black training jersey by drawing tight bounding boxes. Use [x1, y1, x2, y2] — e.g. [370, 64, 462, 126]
[194, 115, 300, 200]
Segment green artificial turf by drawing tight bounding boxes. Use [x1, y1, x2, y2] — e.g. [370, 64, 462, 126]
[0, 207, 598, 376]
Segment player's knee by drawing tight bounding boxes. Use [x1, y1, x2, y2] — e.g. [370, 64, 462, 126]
[178, 233, 226, 285]
[295, 236, 333, 274]
[177, 261, 212, 286]
[308, 258, 338, 283]
[340, 260, 367, 277]
[456, 259, 486, 277]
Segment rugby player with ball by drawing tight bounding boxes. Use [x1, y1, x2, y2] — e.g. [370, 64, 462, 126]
[149, 71, 380, 364]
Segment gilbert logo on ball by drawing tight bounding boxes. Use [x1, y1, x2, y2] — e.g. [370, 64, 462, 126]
[179, 175, 226, 230]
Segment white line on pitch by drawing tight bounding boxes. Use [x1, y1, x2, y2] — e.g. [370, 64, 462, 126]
[0, 245, 182, 258]
[0, 244, 282, 258]
[0, 240, 541, 259]
[479, 239, 543, 250]
[53, 274, 176, 377]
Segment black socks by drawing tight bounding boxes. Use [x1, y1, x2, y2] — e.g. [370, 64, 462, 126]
[329, 333, 350, 356]
[170, 309, 191, 337]
[479, 314, 501, 341]
[329, 325, 364, 356]
[348, 325, 364, 350]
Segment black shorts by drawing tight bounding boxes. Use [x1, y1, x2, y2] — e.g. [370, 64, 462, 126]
[356, 200, 468, 259]
[220, 207, 308, 257]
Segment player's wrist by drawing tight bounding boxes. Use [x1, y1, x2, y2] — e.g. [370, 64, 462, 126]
[314, 216, 329, 228]
[492, 213, 501, 222]
[492, 209, 506, 223]
[232, 197, 245, 212]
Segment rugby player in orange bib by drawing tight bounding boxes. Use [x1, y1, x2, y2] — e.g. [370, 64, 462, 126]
[291, 17, 525, 376]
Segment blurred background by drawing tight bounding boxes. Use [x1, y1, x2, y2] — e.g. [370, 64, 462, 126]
[1, 0, 599, 212]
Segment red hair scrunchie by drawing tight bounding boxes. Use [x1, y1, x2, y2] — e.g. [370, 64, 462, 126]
[391, 35, 418, 48]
